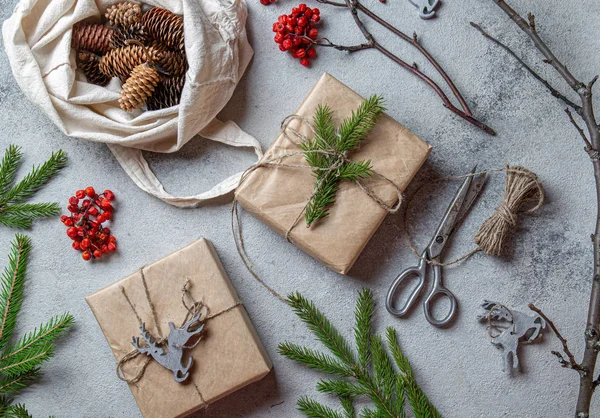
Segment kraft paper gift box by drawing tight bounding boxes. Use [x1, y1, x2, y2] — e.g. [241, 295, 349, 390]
[235, 73, 432, 274]
[86, 239, 272, 418]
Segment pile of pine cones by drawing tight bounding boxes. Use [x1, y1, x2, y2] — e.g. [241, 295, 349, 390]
[72, 2, 188, 112]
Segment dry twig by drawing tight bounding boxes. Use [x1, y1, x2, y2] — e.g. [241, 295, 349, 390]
[315, 0, 495, 135]
[528, 304, 582, 372]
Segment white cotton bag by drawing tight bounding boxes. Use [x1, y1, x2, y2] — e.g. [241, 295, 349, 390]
[2, 0, 262, 207]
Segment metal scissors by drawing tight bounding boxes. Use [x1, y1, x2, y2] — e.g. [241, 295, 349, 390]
[386, 166, 487, 327]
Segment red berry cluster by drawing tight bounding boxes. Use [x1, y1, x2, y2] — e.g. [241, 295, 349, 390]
[260, 0, 276, 5]
[61, 187, 117, 261]
[272, 4, 320, 67]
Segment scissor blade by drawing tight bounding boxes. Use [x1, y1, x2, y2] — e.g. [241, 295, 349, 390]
[456, 172, 487, 224]
[427, 168, 481, 259]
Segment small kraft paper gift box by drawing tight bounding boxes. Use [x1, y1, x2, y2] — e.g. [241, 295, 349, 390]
[86, 239, 272, 418]
[235, 73, 432, 274]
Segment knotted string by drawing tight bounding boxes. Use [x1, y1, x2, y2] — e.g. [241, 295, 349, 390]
[405, 165, 544, 267]
[231, 114, 405, 302]
[116, 267, 242, 409]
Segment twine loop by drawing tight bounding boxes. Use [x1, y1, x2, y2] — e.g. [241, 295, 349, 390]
[495, 203, 517, 227]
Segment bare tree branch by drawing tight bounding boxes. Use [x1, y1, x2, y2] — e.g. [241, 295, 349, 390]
[486, 1, 600, 415]
[470, 22, 582, 113]
[565, 109, 593, 150]
[315, 0, 495, 134]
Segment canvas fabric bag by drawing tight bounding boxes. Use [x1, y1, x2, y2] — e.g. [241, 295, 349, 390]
[3, 0, 262, 207]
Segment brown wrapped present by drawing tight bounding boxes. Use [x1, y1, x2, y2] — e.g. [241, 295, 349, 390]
[86, 239, 272, 418]
[235, 73, 432, 274]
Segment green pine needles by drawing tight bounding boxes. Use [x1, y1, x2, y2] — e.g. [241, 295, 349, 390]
[278, 289, 441, 418]
[302, 96, 385, 226]
[0, 145, 67, 229]
[0, 235, 74, 416]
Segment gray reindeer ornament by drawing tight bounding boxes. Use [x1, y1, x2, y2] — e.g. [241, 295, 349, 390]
[478, 301, 546, 372]
[132, 311, 204, 383]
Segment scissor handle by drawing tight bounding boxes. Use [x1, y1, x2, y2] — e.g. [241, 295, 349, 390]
[422, 264, 458, 327]
[386, 257, 427, 317]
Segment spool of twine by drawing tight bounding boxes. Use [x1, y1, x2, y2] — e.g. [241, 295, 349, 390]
[474, 165, 544, 256]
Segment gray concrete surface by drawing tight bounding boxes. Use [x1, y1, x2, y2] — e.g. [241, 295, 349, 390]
[1, 0, 599, 416]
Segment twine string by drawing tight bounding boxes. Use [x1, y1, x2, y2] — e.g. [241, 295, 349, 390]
[116, 267, 242, 410]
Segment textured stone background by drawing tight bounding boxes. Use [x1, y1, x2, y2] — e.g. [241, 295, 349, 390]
[1, 0, 599, 416]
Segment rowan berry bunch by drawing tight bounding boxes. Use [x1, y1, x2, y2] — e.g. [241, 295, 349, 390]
[260, 0, 276, 5]
[272, 4, 320, 67]
[61, 187, 117, 261]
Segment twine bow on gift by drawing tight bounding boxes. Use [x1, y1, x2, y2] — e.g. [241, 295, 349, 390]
[116, 267, 242, 408]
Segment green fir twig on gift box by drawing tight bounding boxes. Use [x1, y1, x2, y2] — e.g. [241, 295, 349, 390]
[0, 145, 67, 229]
[0, 235, 74, 416]
[278, 289, 441, 418]
[303, 95, 385, 226]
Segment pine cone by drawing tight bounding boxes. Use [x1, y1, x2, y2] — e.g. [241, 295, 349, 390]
[109, 22, 149, 48]
[147, 76, 185, 110]
[142, 8, 185, 52]
[105, 2, 142, 28]
[119, 64, 160, 111]
[77, 51, 111, 86]
[150, 43, 188, 77]
[99, 44, 159, 80]
[72, 22, 114, 55]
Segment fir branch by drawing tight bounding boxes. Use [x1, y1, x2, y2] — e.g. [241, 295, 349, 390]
[358, 408, 379, 418]
[340, 396, 356, 418]
[0, 235, 74, 414]
[386, 328, 440, 418]
[0, 235, 31, 351]
[371, 335, 397, 411]
[278, 343, 354, 378]
[1, 203, 61, 220]
[0, 313, 74, 368]
[305, 173, 341, 226]
[281, 290, 440, 418]
[338, 161, 373, 181]
[354, 289, 374, 369]
[0, 341, 55, 377]
[0, 147, 66, 229]
[0, 146, 22, 198]
[301, 97, 384, 226]
[317, 379, 365, 398]
[297, 396, 346, 418]
[0, 149, 67, 206]
[337, 96, 385, 153]
[4, 403, 32, 418]
[313, 105, 337, 150]
[286, 292, 356, 367]
[0, 370, 40, 395]
[0, 216, 33, 230]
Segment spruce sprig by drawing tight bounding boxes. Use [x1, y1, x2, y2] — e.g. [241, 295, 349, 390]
[0, 146, 67, 229]
[302, 96, 385, 226]
[278, 289, 441, 418]
[0, 235, 74, 416]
